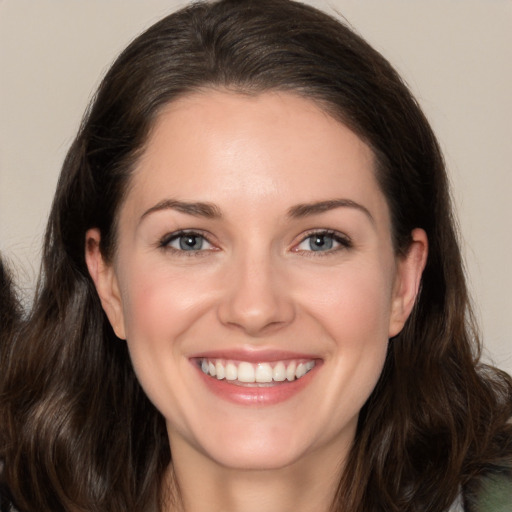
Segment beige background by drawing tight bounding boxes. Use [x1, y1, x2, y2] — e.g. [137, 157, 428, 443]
[1, 1, 511, 374]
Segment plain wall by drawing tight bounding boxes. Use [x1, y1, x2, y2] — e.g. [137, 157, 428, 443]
[1, 0, 511, 373]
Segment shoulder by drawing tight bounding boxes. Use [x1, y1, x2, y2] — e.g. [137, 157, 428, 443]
[0, 481, 18, 512]
[0, 496, 18, 512]
[464, 465, 512, 512]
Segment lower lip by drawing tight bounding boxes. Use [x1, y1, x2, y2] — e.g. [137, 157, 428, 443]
[193, 362, 320, 406]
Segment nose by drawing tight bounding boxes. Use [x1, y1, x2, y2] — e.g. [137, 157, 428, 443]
[217, 251, 295, 336]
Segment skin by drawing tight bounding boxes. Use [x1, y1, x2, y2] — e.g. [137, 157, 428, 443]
[86, 90, 427, 512]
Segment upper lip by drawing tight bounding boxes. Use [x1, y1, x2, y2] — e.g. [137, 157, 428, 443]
[189, 348, 321, 363]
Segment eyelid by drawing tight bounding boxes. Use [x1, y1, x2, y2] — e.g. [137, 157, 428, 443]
[157, 228, 351, 255]
[158, 229, 218, 253]
[291, 229, 352, 254]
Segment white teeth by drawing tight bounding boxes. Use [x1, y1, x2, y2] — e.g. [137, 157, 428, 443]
[255, 363, 273, 383]
[286, 361, 296, 381]
[215, 360, 225, 379]
[225, 362, 237, 381]
[273, 361, 286, 382]
[199, 358, 316, 384]
[238, 362, 255, 382]
[295, 362, 306, 379]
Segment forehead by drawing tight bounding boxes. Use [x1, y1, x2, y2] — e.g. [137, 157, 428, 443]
[122, 90, 388, 226]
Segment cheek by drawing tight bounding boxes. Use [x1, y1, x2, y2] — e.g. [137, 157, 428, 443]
[115, 257, 226, 405]
[295, 261, 394, 399]
[120, 260, 210, 338]
[115, 262, 212, 422]
[297, 260, 395, 343]
[116, 262, 203, 381]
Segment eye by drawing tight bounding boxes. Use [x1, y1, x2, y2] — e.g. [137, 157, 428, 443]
[160, 231, 214, 252]
[294, 230, 351, 253]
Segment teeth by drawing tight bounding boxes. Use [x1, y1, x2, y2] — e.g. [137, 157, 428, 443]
[273, 361, 286, 382]
[215, 360, 225, 379]
[255, 363, 273, 383]
[295, 362, 307, 379]
[238, 362, 255, 383]
[199, 358, 316, 383]
[225, 362, 237, 381]
[286, 361, 296, 381]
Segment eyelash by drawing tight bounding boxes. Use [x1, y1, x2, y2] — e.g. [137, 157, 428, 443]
[293, 230, 352, 256]
[158, 229, 352, 256]
[158, 230, 216, 256]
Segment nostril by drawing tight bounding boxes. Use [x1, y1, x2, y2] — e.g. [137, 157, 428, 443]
[217, 259, 295, 334]
[217, 296, 296, 336]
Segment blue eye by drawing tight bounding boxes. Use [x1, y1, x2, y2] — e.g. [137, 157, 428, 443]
[161, 231, 213, 252]
[296, 231, 350, 253]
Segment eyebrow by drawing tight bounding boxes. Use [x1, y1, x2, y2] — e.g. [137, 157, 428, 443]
[287, 199, 374, 223]
[139, 198, 373, 224]
[140, 199, 222, 222]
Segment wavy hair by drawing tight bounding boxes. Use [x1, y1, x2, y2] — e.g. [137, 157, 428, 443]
[1, 1, 511, 511]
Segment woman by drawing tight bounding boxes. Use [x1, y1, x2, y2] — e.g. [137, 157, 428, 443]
[1, 0, 511, 510]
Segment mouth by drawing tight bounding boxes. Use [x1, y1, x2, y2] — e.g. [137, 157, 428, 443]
[191, 354, 320, 405]
[196, 358, 317, 386]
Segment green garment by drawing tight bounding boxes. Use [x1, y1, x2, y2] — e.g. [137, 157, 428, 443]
[466, 467, 512, 512]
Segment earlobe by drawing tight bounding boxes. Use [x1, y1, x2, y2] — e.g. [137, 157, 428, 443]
[85, 228, 126, 340]
[388, 228, 428, 338]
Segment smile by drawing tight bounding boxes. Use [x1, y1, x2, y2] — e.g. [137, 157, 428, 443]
[198, 358, 316, 385]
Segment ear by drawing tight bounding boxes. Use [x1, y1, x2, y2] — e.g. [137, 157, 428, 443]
[85, 228, 126, 340]
[388, 228, 428, 338]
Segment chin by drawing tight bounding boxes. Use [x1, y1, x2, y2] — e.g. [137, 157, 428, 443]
[208, 443, 305, 471]
[192, 420, 319, 471]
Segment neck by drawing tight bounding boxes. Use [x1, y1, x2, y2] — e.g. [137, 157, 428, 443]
[163, 434, 347, 512]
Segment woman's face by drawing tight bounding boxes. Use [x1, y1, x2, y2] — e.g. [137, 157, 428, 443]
[87, 90, 426, 472]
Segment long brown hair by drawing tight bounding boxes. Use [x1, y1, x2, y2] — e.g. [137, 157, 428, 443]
[1, 1, 511, 510]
